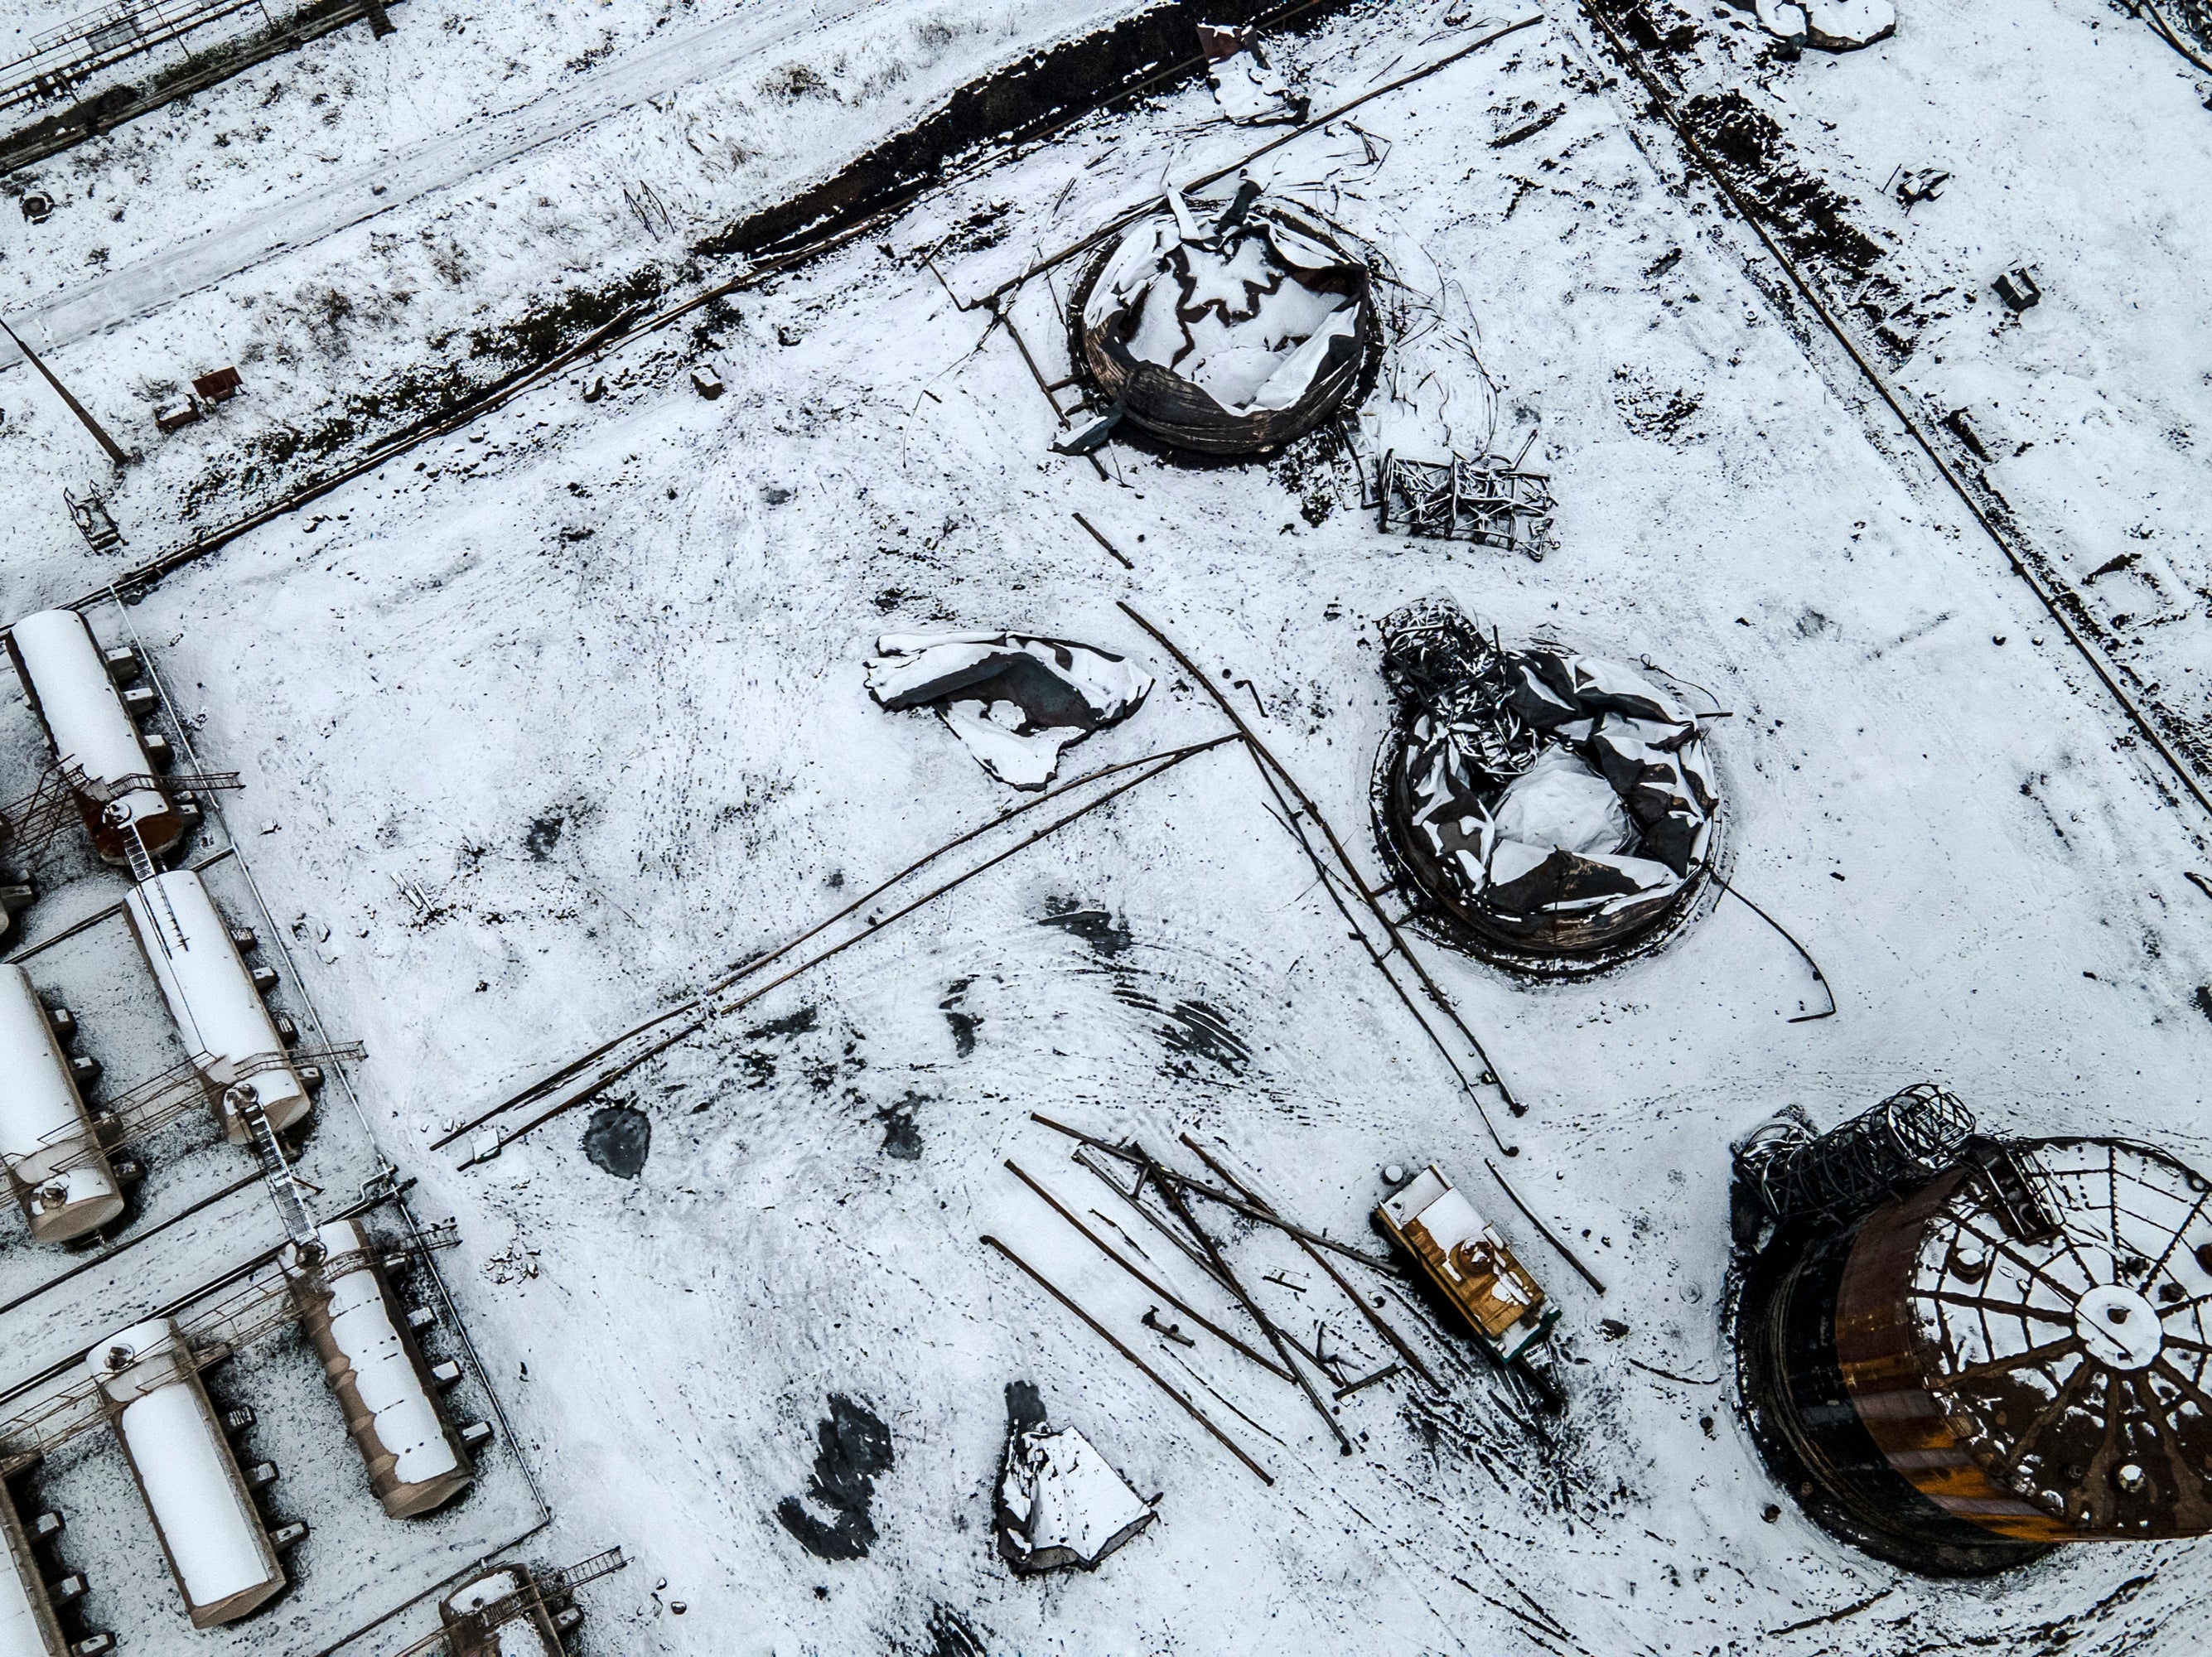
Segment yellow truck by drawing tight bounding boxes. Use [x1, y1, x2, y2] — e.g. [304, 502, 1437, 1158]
[1377, 1165, 1559, 1363]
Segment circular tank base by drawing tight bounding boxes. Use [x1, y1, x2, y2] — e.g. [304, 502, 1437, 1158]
[1368, 730, 1727, 983]
[1732, 1217, 2051, 1577]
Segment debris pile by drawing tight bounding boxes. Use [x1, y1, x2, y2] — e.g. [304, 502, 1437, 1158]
[995, 1388, 1156, 1574]
[1374, 447, 1555, 558]
[1374, 597, 1722, 962]
[1735, 1083, 1977, 1231]
[866, 631, 1152, 789]
[1075, 194, 1374, 455]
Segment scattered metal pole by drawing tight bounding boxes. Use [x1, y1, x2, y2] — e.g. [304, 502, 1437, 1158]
[980, 1234, 1273, 1486]
[1120, 601, 1524, 1153]
[1137, 1147, 1355, 1457]
[1072, 1146, 1228, 1286]
[1331, 1363, 1400, 1400]
[1072, 511, 1134, 569]
[442, 737, 1234, 1149]
[1033, 1113, 1398, 1269]
[455, 739, 1235, 1162]
[1714, 876, 1837, 1022]
[1482, 1157, 1606, 1297]
[1003, 1159, 1294, 1380]
[1181, 1135, 1443, 1392]
[1, 317, 128, 466]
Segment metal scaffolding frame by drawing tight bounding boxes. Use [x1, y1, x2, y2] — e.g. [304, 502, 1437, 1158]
[1, 0, 272, 119]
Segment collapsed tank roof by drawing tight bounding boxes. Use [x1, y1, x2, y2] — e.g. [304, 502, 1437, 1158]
[1840, 1140, 2212, 1542]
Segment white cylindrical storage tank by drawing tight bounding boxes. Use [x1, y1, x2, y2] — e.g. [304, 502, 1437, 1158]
[123, 871, 309, 1143]
[0, 1481, 68, 1657]
[0, 965, 123, 1244]
[7, 611, 178, 865]
[89, 1319, 283, 1628]
[439, 1568, 562, 1657]
[290, 1220, 474, 1518]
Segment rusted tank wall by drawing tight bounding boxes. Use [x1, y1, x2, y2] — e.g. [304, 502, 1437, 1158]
[292, 1220, 474, 1519]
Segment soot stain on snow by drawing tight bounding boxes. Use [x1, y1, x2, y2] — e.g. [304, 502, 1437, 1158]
[1613, 367, 1703, 442]
[524, 810, 563, 859]
[1268, 420, 1355, 526]
[1678, 89, 1886, 278]
[1594, 0, 1701, 56]
[738, 1003, 819, 1087]
[940, 978, 980, 1056]
[581, 1103, 650, 1177]
[747, 1005, 819, 1041]
[1040, 895, 1133, 958]
[729, 1002, 860, 1095]
[775, 1395, 894, 1561]
[876, 1094, 924, 1160]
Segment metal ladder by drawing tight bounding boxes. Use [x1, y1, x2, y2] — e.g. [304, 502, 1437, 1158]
[235, 1090, 316, 1248]
[119, 819, 187, 957]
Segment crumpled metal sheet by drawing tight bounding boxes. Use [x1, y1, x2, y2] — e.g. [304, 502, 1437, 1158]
[1374, 597, 1722, 959]
[866, 630, 1152, 789]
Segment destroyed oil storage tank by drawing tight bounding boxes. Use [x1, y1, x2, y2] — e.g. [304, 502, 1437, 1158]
[1750, 1135, 2212, 1567]
[1072, 196, 1374, 456]
[0, 1479, 70, 1657]
[287, 1220, 475, 1518]
[89, 1319, 284, 1627]
[123, 870, 309, 1143]
[0, 964, 123, 1243]
[1372, 597, 1722, 970]
[6, 611, 180, 866]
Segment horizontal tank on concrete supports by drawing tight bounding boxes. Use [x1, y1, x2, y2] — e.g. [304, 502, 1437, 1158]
[123, 871, 309, 1143]
[89, 1319, 284, 1628]
[287, 1220, 475, 1518]
[0, 965, 122, 1244]
[0, 1476, 69, 1657]
[6, 612, 179, 867]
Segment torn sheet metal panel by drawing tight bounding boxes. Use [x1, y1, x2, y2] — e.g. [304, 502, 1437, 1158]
[996, 1422, 1156, 1574]
[1074, 198, 1374, 456]
[866, 631, 1152, 789]
[1739, 0, 1896, 51]
[1377, 1165, 1558, 1362]
[1197, 23, 1306, 125]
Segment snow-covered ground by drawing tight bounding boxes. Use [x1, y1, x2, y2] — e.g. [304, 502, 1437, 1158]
[1571, 0, 2212, 775]
[2, 0, 2210, 1652]
[0, 0, 1157, 576]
